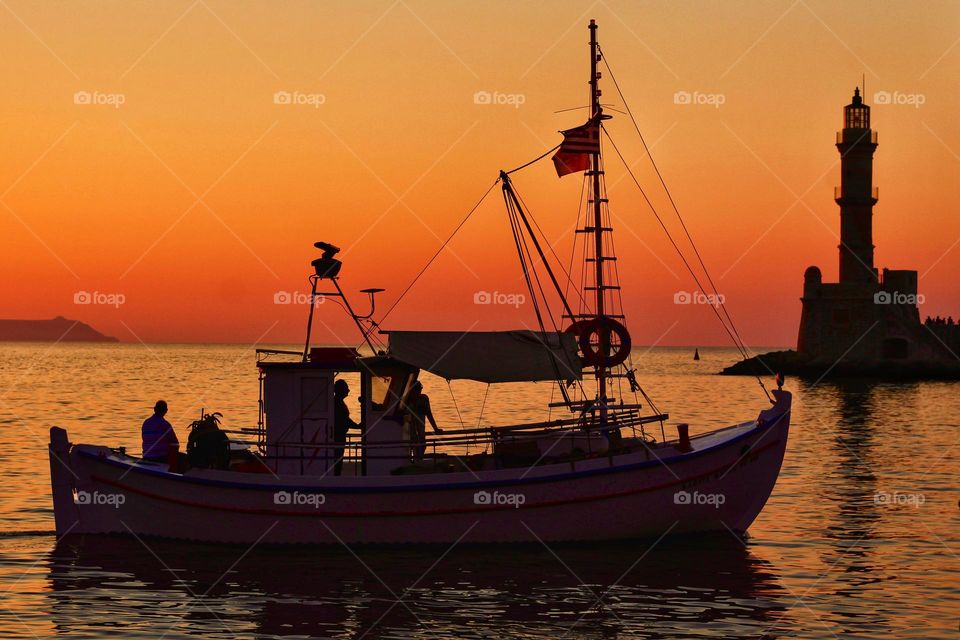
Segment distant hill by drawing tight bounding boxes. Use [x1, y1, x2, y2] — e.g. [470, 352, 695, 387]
[0, 317, 118, 342]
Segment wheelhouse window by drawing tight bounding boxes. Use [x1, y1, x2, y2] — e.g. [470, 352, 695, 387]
[367, 366, 418, 413]
[370, 375, 393, 411]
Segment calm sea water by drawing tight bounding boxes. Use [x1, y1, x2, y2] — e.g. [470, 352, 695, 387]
[0, 344, 956, 639]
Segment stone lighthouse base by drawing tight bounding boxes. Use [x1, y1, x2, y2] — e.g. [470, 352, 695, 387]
[720, 348, 960, 380]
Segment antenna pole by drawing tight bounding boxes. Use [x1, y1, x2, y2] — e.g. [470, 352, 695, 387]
[588, 19, 609, 424]
[302, 275, 320, 361]
[332, 278, 378, 354]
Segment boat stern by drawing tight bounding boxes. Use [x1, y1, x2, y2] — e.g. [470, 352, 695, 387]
[49, 426, 80, 536]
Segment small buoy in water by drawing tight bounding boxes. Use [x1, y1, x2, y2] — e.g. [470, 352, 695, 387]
[693, 348, 700, 361]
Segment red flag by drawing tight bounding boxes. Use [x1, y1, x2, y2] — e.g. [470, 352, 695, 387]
[552, 116, 600, 177]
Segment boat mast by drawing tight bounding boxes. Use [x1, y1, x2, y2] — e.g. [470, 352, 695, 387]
[588, 19, 608, 421]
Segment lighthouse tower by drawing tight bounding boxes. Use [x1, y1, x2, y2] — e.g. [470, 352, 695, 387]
[724, 86, 960, 376]
[835, 87, 878, 284]
[798, 87, 924, 365]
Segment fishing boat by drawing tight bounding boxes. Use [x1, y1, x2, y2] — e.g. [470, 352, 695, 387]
[49, 20, 791, 545]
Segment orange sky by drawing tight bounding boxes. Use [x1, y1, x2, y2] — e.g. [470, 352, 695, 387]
[1, 1, 958, 348]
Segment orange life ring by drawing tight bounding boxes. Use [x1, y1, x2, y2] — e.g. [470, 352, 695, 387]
[565, 317, 632, 368]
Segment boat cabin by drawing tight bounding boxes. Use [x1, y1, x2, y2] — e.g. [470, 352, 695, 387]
[258, 347, 421, 477]
[250, 212, 679, 479]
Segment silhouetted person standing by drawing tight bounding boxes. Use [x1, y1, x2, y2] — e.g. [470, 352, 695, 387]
[142, 400, 179, 462]
[404, 381, 442, 461]
[333, 380, 359, 476]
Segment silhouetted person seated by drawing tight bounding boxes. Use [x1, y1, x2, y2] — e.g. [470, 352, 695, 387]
[403, 381, 443, 461]
[333, 380, 360, 476]
[142, 400, 179, 463]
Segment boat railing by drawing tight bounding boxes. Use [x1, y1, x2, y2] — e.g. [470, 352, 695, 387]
[255, 348, 302, 360]
[249, 408, 670, 473]
[252, 410, 666, 451]
[488, 411, 668, 434]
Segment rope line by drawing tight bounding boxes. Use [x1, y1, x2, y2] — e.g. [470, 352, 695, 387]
[376, 143, 562, 330]
[598, 46, 770, 400]
[377, 179, 499, 326]
[446, 380, 467, 430]
[512, 187, 589, 311]
[602, 127, 771, 401]
[475, 384, 491, 453]
[507, 144, 561, 175]
[600, 49, 753, 357]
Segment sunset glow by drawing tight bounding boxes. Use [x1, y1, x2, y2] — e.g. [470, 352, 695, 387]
[2, 1, 958, 347]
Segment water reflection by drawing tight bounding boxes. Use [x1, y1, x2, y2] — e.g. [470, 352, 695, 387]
[0, 346, 950, 638]
[48, 534, 790, 638]
[795, 379, 923, 637]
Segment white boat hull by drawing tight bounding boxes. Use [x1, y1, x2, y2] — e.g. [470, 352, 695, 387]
[49, 392, 791, 545]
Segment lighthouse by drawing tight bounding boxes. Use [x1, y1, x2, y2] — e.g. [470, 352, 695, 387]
[725, 86, 960, 377]
[835, 87, 878, 284]
[795, 87, 926, 365]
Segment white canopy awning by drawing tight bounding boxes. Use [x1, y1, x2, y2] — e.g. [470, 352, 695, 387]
[385, 330, 582, 383]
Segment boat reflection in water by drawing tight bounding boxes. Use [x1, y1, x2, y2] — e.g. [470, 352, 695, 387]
[47, 535, 791, 638]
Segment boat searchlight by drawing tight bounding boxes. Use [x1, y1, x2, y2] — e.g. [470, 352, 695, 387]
[311, 241, 342, 280]
[303, 241, 383, 359]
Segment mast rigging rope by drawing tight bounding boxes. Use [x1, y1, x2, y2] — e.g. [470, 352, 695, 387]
[598, 46, 772, 401]
[374, 143, 567, 332]
[375, 178, 499, 329]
